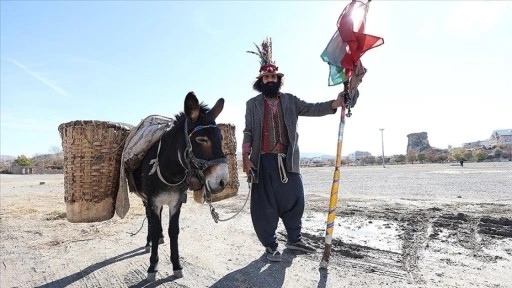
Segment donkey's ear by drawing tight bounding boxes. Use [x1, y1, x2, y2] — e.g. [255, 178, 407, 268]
[184, 91, 200, 123]
[207, 98, 225, 120]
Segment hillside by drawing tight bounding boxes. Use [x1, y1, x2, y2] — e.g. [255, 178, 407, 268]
[0, 155, 15, 162]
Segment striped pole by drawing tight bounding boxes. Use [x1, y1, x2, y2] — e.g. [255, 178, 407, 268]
[320, 0, 375, 268]
[320, 88, 347, 269]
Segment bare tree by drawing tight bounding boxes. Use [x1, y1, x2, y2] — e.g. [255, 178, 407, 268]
[49, 145, 63, 154]
[407, 150, 417, 164]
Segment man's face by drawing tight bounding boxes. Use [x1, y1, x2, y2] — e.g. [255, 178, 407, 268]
[261, 74, 280, 97]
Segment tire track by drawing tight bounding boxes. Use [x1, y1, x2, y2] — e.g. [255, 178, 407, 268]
[399, 211, 430, 285]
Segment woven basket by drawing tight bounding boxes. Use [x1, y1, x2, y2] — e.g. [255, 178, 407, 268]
[193, 123, 239, 203]
[58, 120, 133, 223]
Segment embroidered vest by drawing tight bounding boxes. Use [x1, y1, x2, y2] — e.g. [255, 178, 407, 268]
[261, 97, 289, 153]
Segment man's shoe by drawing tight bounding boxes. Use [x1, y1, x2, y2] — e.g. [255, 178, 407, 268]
[266, 247, 282, 262]
[285, 240, 316, 253]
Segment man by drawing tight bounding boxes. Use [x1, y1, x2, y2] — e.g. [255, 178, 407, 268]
[243, 37, 345, 262]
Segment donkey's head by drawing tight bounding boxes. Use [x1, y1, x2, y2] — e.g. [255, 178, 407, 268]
[182, 91, 228, 195]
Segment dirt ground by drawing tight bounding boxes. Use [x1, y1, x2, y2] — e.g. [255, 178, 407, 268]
[1, 162, 511, 288]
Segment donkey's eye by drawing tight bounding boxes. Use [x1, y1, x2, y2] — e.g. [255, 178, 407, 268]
[195, 136, 209, 144]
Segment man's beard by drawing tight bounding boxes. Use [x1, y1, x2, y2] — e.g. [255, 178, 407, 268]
[261, 82, 280, 98]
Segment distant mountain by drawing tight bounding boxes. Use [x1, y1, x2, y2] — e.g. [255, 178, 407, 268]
[0, 155, 15, 162]
[300, 152, 336, 159]
[32, 153, 63, 161]
[319, 154, 336, 159]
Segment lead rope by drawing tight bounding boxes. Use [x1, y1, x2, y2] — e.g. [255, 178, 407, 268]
[208, 169, 254, 223]
[128, 215, 146, 236]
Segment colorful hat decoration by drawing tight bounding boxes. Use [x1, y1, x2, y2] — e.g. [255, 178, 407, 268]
[247, 37, 284, 79]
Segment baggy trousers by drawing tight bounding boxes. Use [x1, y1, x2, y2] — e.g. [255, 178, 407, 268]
[250, 153, 305, 250]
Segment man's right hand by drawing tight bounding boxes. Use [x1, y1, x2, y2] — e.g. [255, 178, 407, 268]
[242, 153, 255, 177]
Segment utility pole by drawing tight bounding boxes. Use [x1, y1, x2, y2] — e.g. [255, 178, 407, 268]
[379, 128, 385, 168]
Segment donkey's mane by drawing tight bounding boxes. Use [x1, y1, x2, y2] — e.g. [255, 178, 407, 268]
[172, 102, 210, 125]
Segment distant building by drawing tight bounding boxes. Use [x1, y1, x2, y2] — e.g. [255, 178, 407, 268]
[348, 151, 372, 161]
[300, 156, 333, 167]
[463, 129, 512, 149]
[9, 165, 63, 175]
[490, 129, 512, 146]
[462, 140, 488, 149]
[9, 166, 35, 174]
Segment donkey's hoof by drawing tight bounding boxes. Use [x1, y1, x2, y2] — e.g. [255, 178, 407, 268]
[159, 237, 165, 244]
[173, 269, 183, 278]
[144, 246, 151, 253]
[147, 272, 156, 282]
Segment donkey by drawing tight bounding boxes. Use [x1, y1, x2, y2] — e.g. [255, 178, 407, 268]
[132, 91, 229, 281]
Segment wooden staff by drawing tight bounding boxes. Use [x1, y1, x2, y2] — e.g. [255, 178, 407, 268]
[320, 83, 348, 269]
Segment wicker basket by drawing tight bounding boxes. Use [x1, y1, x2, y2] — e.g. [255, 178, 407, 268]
[58, 120, 133, 223]
[193, 123, 239, 203]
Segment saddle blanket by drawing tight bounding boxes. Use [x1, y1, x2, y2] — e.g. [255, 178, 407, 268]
[116, 115, 174, 218]
[123, 115, 174, 172]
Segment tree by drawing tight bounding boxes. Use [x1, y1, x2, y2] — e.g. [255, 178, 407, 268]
[49, 146, 64, 168]
[14, 155, 33, 167]
[474, 150, 488, 162]
[426, 151, 438, 163]
[436, 154, 448, 163]
[49, 145, 63, 154]
[450, 147, 466, 162]
[451, 152, 463, 161]
[493, 148, 503, 159]
[463, 151, 473, 161]
[363, 156, 376, 165]
[417, 153, 427, 163]
[407, 151, 417, 164]
[395, 154, 406, 164]
[502, 144, 512, 161]
[0, 161, 12, 173]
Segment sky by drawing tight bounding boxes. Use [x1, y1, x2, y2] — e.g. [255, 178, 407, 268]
[1, 1, 511, 158]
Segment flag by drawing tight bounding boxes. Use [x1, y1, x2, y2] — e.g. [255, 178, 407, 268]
[320, 30, 348, 86]
[321, 0, 384, 86]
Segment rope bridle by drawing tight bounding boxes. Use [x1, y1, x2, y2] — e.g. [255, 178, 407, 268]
[148, 119, 226, 194]
[182, 120, 227, 195]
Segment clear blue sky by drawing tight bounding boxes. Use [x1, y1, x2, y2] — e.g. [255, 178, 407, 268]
[1, 1, 511, 158]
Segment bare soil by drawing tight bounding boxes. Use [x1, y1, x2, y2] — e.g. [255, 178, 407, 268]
[1, 162, 511, 288]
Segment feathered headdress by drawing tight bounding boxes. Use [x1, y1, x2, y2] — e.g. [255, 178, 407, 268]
[247, 37, 284, 79]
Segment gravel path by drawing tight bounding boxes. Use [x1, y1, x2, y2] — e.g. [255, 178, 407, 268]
[1, 162, 511, 287]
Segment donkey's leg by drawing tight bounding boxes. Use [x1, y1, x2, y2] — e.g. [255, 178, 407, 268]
[144, 201, 151, 252]
[145, 204, 164, 253]
[147, 201, 163, 282]
[158, 206, 165, 244]
[169, 202, 183, 278]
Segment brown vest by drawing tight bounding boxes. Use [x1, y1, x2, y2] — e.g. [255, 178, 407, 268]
[261, 97, 288, 153]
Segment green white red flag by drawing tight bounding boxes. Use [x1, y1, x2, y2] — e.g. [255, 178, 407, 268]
[321, 0, 384, 86]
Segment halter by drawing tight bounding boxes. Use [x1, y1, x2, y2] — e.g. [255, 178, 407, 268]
[148, 118, 227, 197]
[182, 120, 227, 200]
[183, 120, 226, 172]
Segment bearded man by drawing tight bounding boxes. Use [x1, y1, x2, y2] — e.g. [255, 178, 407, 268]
[242, 37, 345, 262]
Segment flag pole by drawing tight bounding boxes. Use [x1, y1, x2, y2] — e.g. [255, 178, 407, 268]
[320, 81, 348, 269]
[319, 0, 378, 269]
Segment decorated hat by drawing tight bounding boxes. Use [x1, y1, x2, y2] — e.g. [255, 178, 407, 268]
[247, 37, 284, 79]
